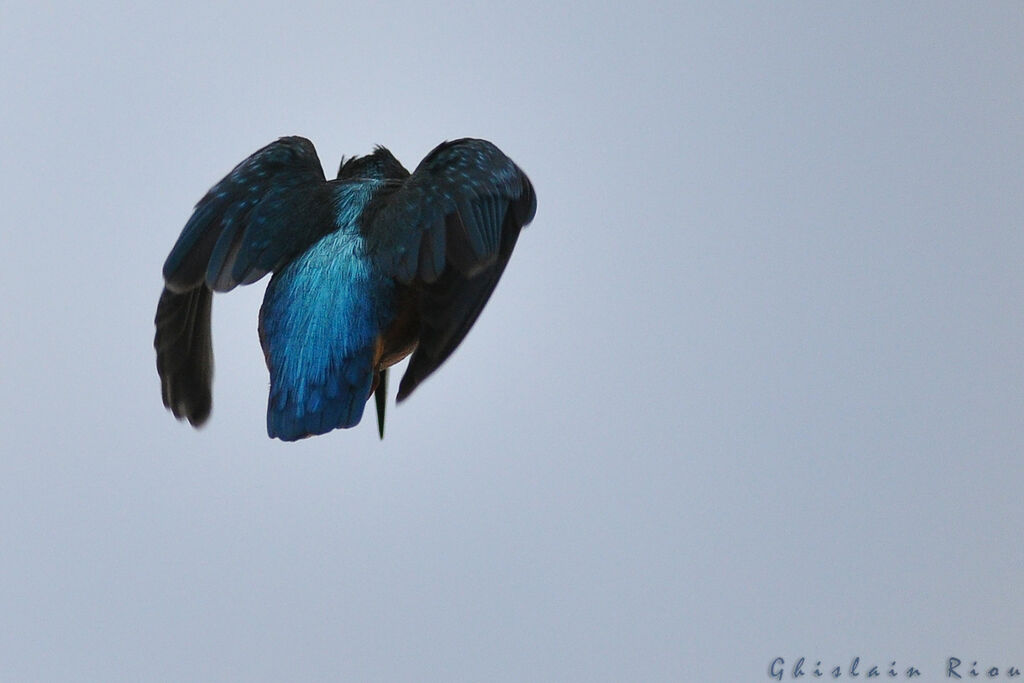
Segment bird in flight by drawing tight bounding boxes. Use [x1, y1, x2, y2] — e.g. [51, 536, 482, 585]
[154, 136, 536, 441]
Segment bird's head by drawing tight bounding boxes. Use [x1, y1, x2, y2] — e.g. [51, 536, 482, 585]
[337, 146, 410, 181]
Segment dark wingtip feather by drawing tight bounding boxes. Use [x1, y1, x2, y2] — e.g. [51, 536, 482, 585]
[395, 366, 421, 403]
[154, 286, 214, 427]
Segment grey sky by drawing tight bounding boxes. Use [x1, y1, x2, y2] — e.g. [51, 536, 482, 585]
[2, 1, 1022, 680]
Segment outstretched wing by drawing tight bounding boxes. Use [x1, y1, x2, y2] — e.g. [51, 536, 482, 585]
[156, 136, 337, 428]
[363, 139, 537, 400]
[162, 136, 334, 293]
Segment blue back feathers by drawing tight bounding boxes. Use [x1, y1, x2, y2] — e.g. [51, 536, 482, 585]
[259, 182, 392, 441]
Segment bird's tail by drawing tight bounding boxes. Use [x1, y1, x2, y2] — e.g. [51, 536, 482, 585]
[258, 259, 380, 441]
[154, 285, 214, 426]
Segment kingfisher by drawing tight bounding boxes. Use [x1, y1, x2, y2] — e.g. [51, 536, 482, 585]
[154, 136, 536, 441]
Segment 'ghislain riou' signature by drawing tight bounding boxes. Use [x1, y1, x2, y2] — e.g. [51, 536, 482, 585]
[769, 656, 1022, 679]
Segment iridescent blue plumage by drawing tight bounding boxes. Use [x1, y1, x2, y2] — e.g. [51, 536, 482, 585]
[154, 136, 536, 440]
[258, 183, 392, 440]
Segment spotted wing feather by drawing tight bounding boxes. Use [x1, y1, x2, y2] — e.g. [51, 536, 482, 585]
[162, 136, 333, 293]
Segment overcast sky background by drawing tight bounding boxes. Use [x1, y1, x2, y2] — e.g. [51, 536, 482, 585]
[2, 2, 1022, 681]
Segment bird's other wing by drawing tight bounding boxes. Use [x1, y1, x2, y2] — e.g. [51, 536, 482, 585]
[162, 136, 334, 293]
[157, 136, 335, 428]
[363, 138, 537, 401]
